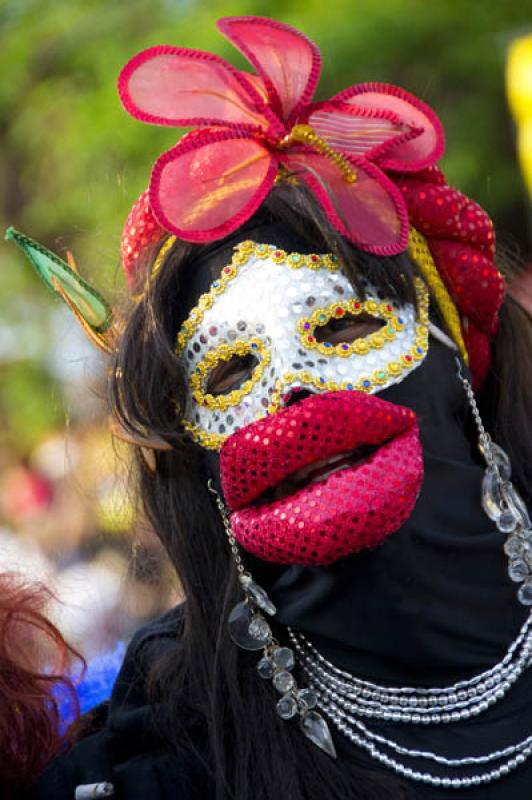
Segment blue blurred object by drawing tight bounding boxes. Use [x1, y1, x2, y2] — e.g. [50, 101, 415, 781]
[57, 640, 126, 730]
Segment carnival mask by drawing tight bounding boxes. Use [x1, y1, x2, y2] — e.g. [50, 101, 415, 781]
[178, 241, 431, 565]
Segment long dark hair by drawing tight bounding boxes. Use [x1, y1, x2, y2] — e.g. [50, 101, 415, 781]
[108, 182, 532, 800]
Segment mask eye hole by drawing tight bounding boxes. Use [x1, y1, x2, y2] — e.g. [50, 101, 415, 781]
[206, 352, 259, 396]
[314, 312, 384, 345]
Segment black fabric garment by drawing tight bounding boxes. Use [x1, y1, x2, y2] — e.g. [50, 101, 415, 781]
[29, 341, 532, 799]
[266, 340, 532, 796]
[29, 607, 214, 800]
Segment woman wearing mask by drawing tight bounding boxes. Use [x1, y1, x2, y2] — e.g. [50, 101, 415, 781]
[10, 16, 532, 799]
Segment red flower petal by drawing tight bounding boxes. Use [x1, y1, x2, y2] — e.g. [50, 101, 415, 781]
[150, 129, 277, 242]
[280, 150, 409, 255]
[333, 83, 445, 171]
[118, 45, 273, 131]
[217, 16, 321, 124]
[306, 100, 422, 161]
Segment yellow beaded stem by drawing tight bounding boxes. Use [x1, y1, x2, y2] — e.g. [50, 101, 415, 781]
[408, 228, 468, 365]
[131, 235, 177, 304]
[152, 235, 177, 278]
[280, 124, 357, 184]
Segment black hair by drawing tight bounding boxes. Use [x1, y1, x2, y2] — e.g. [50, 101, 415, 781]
[108, 181, 532, 799]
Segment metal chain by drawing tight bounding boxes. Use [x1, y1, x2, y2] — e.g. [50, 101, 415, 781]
[207, 479, 247, 578]
[454, 357, 496, 468]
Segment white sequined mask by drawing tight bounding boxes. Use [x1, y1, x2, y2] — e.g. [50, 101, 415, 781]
[177, 241, 429, 450]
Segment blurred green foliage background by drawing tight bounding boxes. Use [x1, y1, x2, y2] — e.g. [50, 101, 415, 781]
[1, 0, 531, 451]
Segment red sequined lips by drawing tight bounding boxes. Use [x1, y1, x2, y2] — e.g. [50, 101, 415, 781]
[220, 391, 423, 565]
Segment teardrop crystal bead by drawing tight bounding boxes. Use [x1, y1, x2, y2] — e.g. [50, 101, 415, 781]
[241, 577, 277, 616]
[481, 468, 503, 522]
[300, 711, 337, 758]
[228, 602, 269, 651]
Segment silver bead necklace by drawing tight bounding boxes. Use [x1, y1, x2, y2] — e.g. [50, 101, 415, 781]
[209, 359, 532, 789]
[288, 622, 532, 788]
[288, 612, 532, 724]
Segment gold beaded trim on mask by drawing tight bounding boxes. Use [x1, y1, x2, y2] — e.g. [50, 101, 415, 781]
[190, 337, 271, 411]
[408, 228, 468, 365]
[182, 278, 429, 450]
[297, 298, 405, 358]
[267, 278, 429, 412]
[182, 418, 227, 450]
[176, 240, 340, 354]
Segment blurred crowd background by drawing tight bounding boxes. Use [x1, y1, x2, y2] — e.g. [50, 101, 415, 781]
[1, 0, 531, 661]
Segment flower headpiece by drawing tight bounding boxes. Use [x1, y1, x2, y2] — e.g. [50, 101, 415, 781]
[6, 16, 505, 392]
[118, 16, 444, 264]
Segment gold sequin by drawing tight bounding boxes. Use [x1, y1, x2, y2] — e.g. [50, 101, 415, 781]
[189, 337, 270, 410]
[177, 241, 340, 354]
[296, 294, 411, 359]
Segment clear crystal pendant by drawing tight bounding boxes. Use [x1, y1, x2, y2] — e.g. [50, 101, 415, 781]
[272, 646, 295, 670]
[504, 485, 531, 529]
[496, 508, 519, 534]
[504, 535, 523, 558]
[479, 437, 512, 482]
[257, 657, 274, 679]
[518, 581, 532, 605]
[508, 559, 530, 583]
[208, 479, 338, 759]
[300, 711, 337, 758]
[455, 363, 532, 607]
[240, 574, 277, 616]
[277, 695, 298, 720]
[481, 468, 504, 521]
[228, 602, 269, 651]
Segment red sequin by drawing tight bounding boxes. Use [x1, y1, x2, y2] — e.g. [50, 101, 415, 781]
[396, 166, 504, 388]
[220, 391, 423, 565]
[120, 189, 164, 288]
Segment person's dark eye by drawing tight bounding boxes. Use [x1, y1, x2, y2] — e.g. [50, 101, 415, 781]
[315, 312, 384, 344]
[206, 353, 259, 396]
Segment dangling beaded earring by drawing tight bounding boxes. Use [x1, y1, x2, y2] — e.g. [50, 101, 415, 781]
[455, 358, 532, 605]
[207, 479, 337, 758]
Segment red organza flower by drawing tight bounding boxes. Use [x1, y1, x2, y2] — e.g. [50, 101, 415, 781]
[118, 16, 444, 255]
